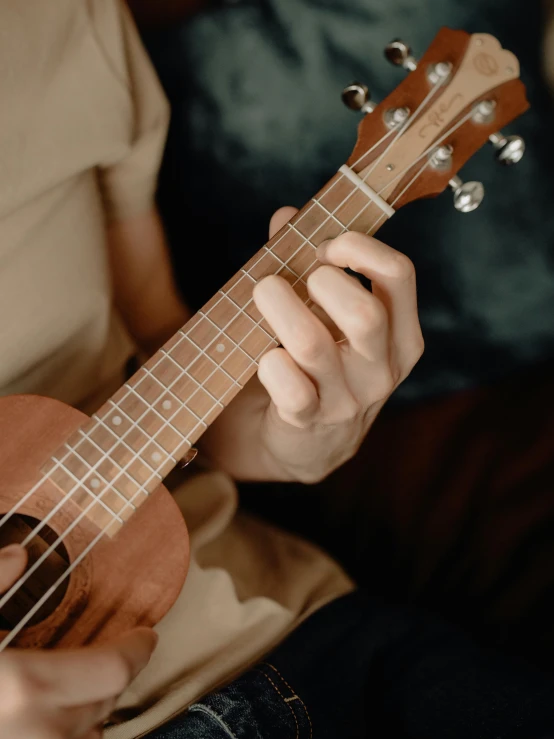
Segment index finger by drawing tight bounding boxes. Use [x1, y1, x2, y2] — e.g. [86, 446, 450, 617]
[20, 627, 158, 706]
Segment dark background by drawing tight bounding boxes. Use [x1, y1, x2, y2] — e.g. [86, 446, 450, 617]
[142, 0, 554, 405]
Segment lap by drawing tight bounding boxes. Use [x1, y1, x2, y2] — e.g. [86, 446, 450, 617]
[147, 591, 554, 738]
[242, 362, 554, 665]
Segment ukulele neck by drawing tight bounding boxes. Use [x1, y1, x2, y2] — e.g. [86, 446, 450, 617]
[42, 167, 389, 535]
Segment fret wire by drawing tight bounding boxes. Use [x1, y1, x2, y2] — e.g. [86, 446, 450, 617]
[78, 425, 162, 490]
[81, 419, 166, 486]
[222, 285, 276, 344]
[94, 413, 174, 472]
[163, 354, 225, 409]
[32, 119, 420, 549]
[108, 393, 190, 454]
[55, 461, 123, 523]
[197, 309, 256, 363]
[312, 197, 348, 229]
[174, 329, 243, 391]
[118, 387, 183, 464]
[87, 176, 361, 482]
[62, 443, 135, 510]
[59, 158, 406, 518]
[44, 165, 375, 505]
[261, 245, 303, 280]
[48, 195, 346, 505]
[77, 428, 130, 475]
[175, 332, 245, 390]
[145, 355, 211, 423]
[139, 366, 206, 429]
[289, 222, 317, 249]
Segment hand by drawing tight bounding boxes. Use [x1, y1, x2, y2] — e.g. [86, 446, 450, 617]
[0, 544, 157, 739]
[201, 207, 424, 483]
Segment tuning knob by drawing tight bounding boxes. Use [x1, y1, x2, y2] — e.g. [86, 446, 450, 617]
[489, 133, 525, 165]
[449, 177, 485, 213]
[341, 83, 376, 113]
[384, 40, 418, 71]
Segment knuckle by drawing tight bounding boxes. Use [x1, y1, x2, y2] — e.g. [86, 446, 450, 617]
[287, 386, 316, 415]
[329, 397, 362, 425]
[346, 300, 387, 342]
[292, 327, 327, 365]
[384, 251, 415, 282]
[371, 366, 396, 398]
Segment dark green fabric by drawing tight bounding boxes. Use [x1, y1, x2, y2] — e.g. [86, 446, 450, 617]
[145, 0, 554, 403]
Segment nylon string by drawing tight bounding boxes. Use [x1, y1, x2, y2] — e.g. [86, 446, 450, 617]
[0, 84, 472, 649]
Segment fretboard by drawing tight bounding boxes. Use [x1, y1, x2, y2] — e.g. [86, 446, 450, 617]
[44, 168, 387, 535]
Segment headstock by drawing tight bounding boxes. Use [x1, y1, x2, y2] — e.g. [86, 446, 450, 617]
[342, 28, 529, 214]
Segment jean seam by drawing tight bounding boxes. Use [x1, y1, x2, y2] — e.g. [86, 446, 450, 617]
[255, 667, 301, 739]
[188, 703, 239, 739]
[263, 663, 313, 739]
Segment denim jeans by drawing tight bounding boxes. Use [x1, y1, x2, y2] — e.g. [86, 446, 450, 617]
[146, 590, 554, 739]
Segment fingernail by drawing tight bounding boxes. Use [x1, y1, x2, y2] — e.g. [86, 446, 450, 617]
[0, 544, 25, 560]
[316, 241, 330, 261]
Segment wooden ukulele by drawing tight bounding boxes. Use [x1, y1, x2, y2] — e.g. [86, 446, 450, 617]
[0, 28, 529, 650]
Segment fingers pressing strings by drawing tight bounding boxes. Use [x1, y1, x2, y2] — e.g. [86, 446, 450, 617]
[253, 276, 359, 425]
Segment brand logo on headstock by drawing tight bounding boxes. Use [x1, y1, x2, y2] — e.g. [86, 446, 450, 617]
[418, 94, 464, 139]
[473, 53, 499, 76]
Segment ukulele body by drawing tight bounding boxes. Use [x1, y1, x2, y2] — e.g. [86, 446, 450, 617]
[0, 394, 189, 648]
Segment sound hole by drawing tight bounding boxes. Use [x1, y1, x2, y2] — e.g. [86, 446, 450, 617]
[0, 515, 70, 628]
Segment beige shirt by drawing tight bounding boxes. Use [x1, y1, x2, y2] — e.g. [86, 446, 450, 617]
[0, 2, 352, 737]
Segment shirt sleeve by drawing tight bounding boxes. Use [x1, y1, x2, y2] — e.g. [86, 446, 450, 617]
[87, 0, 170, 222]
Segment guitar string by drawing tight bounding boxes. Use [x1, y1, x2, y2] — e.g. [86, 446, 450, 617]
[0, 167, 395, 624]
[0, 91, 470, 572]
[0, 89, 472, 643]
[0, 160, 391, 609]
[0, 76, 449, 538]
[0, 126, 401, 536]
[0, 153, 438, 652]
[0, 76, 449, 536]
[361, 76, 446, 182]
[0, 92, 472, 635]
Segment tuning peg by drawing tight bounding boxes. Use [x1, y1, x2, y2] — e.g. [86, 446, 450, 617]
[341, 83, 376, 113]
[384, 40, 418, 71]
[449, 177, 485, 213]
[488, 133, 525, 165]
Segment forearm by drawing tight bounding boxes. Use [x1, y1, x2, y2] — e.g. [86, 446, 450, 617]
[107, 208, 190, 356]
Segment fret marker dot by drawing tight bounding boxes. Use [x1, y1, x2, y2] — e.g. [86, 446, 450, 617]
[151, 451, 163, 463]
[216, 343, 225, 353]
[162, 400, 172, 411]
[112, 415, 122, 426]
[91, 478, 101, 489]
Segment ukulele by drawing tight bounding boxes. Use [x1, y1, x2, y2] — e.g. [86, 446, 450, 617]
[0, 28, 529, 650]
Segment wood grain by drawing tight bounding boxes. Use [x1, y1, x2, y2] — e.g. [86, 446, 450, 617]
[0, 395, 189, 648]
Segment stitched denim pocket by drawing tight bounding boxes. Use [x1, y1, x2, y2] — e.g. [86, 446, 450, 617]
[146, 661, 312, 739]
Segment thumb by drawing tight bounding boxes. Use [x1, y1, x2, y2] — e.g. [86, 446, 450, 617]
[0, 544, 28, 592]
[25, 628, 158, 706]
